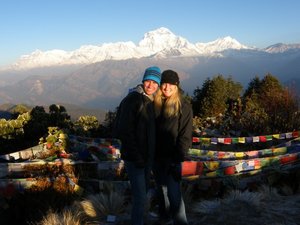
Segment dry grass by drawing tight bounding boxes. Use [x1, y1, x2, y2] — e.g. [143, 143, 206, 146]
[33, 210, 81, 225]
[69, 181, 127, 223]
[190, 185, 300, 225]
[33, 182, 127, 225]
[76, 192, 126, 218]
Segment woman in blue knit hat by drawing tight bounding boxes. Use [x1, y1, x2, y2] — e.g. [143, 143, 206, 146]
[113, 66, 161, 225]
[153, 69, 193, 225]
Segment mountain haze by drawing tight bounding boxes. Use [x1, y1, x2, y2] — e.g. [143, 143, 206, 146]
[0, 27, 299, 110]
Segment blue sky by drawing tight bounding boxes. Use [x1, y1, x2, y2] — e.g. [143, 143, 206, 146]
[1, 0, 300, 67]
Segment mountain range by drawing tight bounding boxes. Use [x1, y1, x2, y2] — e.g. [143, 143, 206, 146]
[0, 27, 299, 111]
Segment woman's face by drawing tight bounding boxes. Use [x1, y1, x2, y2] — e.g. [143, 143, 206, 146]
[143, 80, 159, 95]
[160, 83, 177, 98]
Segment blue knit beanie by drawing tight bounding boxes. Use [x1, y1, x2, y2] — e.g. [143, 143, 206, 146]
[142, 66, 161, 85]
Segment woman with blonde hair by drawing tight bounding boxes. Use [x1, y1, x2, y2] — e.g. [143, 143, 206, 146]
[153, 70, 193, 225]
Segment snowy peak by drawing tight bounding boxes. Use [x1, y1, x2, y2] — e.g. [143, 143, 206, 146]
[212, 36, 249, 50]
[195, 36, 249, 54]
[13, 49, 70, 69]
[138, 27, 200, 57]
[264, 43, 300, 53]
[139, 27, 189, 50]
[70, 41, 139, 64]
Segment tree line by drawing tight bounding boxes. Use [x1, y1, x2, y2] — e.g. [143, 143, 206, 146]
[192, 73, 300, 136]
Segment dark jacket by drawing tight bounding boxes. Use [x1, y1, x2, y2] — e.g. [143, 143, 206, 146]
[155, 98, 193, 163]
[114, 85, 156, 166]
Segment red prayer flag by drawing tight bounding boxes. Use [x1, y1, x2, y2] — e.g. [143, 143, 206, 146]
[292, 131, 299, 137]
[224, 138, 232, 144]
[259, 136, 267, 142]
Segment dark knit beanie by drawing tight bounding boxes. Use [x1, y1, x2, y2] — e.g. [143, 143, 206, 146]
[161, 70, 180, 85]
[142, 66, 161, 85]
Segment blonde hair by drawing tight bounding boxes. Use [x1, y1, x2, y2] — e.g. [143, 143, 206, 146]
[154, 85, 182, 117]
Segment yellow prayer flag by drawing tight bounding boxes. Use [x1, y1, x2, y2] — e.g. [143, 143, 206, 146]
[235, 152, 244, 158]
[238, 137, 245, 143]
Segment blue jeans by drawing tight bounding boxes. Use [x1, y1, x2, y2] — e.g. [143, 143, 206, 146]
[124, 160, 151, 225]
[153, 161, 188, 225]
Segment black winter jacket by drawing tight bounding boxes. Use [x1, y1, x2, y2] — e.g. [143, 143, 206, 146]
[155, 98, 193, 163]
[114, 85, 156, 166]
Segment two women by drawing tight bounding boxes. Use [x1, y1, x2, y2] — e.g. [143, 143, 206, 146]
[114, 68, 192, 225]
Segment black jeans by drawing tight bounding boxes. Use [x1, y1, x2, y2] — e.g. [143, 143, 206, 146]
[153, 161, 188, 225]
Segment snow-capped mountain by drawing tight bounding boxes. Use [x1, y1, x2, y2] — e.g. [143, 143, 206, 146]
[1, 27, 254, 71]
[195, 36, 250, 54]
[0, 27, 299, 111]
[264, 43, 300, 53]
[138, 27, 201, 56]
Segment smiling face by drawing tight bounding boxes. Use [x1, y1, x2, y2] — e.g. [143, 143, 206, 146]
[160, 83, 178, 98]
[143, 80, 159, 95]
